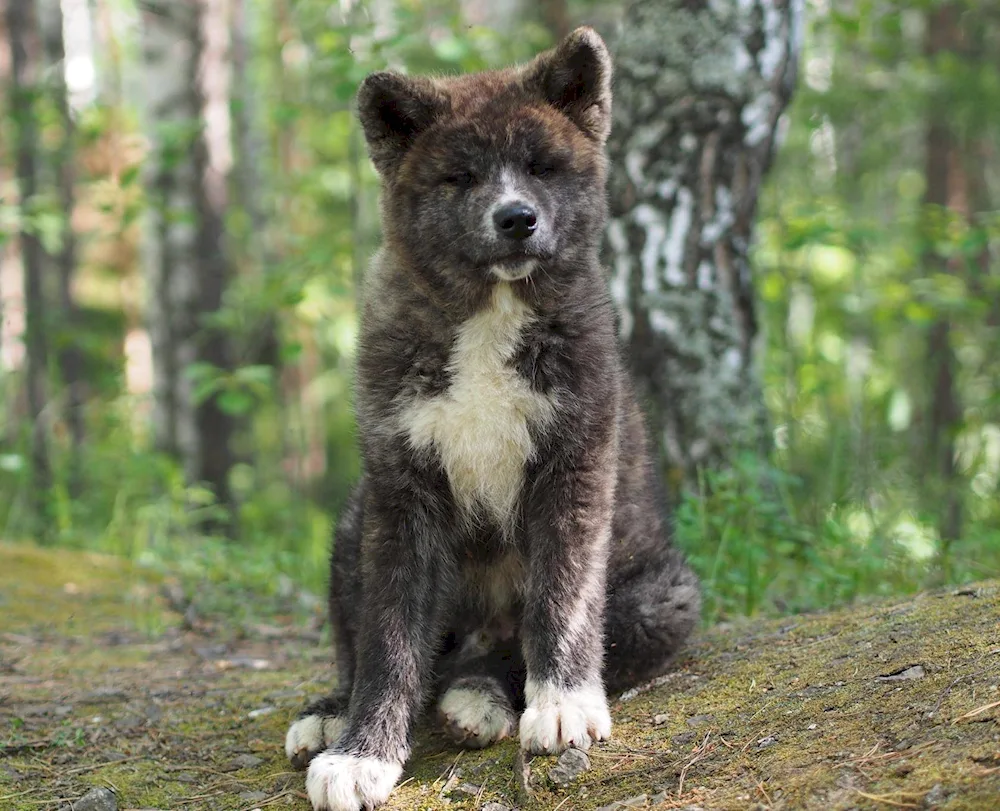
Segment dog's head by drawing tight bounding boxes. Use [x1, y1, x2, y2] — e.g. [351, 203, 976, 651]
[357, 28, 613, 290]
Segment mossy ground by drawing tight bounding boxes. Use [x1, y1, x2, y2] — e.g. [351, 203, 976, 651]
[1, 541, 998, 810]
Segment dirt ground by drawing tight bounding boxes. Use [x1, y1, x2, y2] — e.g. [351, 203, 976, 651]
[1, 541, 999, 811]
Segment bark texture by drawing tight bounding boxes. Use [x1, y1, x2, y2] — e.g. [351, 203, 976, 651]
[140, 0, 234, 520]
[7, 0, 53, 535]
[606, 0, 803, 493]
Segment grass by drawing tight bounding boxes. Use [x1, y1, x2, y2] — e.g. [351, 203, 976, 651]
[674, 455, 1000, 624]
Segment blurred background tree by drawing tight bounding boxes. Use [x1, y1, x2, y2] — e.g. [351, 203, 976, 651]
[0, 0, 998, 623]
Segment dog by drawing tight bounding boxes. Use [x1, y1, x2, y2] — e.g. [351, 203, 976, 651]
[285, 27, 701, 811]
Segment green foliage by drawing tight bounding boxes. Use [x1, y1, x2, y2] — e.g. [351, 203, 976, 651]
[675, 456, 929, 624]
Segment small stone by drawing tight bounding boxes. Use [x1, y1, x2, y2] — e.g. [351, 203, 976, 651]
[23, 703, 58, 717]
[685, 714, 713, 728]
[113, 714, 144, 731]
[226, 753, 263, 771]
[0, 763, 23, 780]
[515, 749, 536, 799]
[439, 773, 460, 797]
[272, 773, 297, 792]
[756, 735, 778, 749]
[650, 792, 668, 805]
[652, 714, 669, 726]
[923, 784, 947, 808]
[807, 723, 818, 730]
[671, 731, 696, 746]
[454, 783, 481, 796]
[71, 787, 117, 811]
[247, 706, 275, 719]
[877, 665, 926, 682]
[481, 804, 511, 811]
[238, 791, 268, 802]
[548, 747, 591, 786]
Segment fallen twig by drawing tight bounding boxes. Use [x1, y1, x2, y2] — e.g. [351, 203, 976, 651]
[238, 788, 307, 810]
[838, 741, 934, 768]
[756, 779, 773, 807]
[853, 789, 920, 808]
[953, 699, 1000, 723]
[677, 732, 714, 797]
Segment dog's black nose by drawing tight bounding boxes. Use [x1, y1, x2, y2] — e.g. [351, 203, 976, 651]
[493, 204, 538, 240]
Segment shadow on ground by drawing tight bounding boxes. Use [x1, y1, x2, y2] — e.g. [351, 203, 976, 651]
[1, 541, 998, 810]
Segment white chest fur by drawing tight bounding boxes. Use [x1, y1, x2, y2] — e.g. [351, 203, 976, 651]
[400, 284, 555, 527]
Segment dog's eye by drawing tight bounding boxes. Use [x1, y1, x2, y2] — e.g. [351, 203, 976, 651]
[528, 162, 556, 177]
[443, 172, 475, 188]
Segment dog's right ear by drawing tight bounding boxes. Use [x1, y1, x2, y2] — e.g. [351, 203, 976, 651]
[357, 72, 448, 175]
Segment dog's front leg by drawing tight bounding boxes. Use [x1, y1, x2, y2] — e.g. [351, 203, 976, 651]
[519, 439, 615, 753]
[306, 500, 448, 811]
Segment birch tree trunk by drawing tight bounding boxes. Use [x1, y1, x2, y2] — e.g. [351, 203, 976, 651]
[7, 0, 53, 536]
[38, 0, 85, 495]
[140, 0, 234, 522]
[606, 0, 803, 495]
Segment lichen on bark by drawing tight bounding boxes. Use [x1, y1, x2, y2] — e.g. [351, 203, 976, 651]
[606, 0, 804, 493]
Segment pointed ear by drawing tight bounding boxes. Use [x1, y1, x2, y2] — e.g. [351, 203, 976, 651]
[357, 72, 448, 174]
[526, 27, 613, 143]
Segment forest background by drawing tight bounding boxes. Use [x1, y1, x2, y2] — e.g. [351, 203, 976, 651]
[2, 0, 999, 627]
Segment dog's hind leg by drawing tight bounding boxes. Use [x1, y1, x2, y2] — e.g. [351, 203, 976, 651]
[437, 623, 524, 749]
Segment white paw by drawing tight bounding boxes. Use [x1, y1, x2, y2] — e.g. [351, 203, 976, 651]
[286, 714, 346, 767]
[439, 686, 514, 748]
[519, 680, 612, 753]
[306, 752, 402, 811]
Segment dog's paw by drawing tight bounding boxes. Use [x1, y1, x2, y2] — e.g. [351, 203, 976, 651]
[439, 685, 515, 748]
[286, 714, 346, 770]
[519, 680, 611, 753]
[306, 751, 402, 811]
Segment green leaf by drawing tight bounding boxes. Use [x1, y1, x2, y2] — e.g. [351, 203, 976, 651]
[217, 389, 255, 416]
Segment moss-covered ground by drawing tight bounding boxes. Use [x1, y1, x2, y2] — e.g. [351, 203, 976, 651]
[1, 541, 998, 810]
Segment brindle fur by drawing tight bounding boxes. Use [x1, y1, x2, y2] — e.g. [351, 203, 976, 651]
[288, 27, 700, 811]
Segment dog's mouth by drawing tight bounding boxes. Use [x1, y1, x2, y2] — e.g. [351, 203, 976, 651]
[489, 257, 538, 282]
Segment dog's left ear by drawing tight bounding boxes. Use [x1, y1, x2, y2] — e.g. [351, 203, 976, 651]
[525, 26, 613, 143]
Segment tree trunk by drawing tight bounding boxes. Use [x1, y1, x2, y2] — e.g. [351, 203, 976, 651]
[231, 0, 280, 369]
[38, 0, 85, 495]
[140, 0, 234, 525]
[922, 2, 965, 570]
[7, 0, 53, 537]
[605, 0, 803, 495]
[231, 0, 265, 257]
[193, 0, 236, 525]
